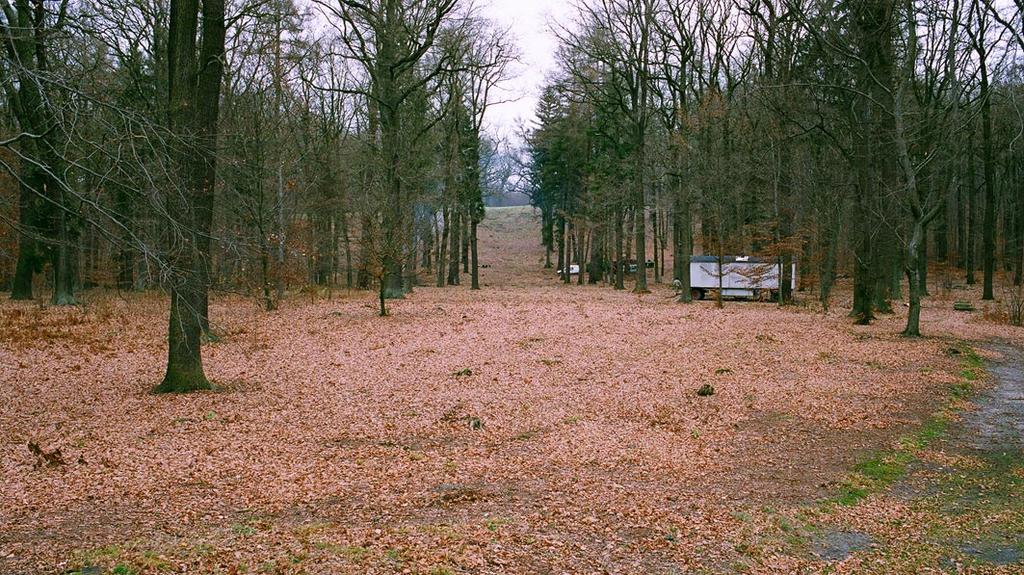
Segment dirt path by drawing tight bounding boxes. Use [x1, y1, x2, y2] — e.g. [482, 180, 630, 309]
[965, 343, 1024, 454]
[809, 342, 1024, 571]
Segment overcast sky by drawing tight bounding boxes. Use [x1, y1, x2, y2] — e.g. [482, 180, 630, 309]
[477, 0, 576, 142]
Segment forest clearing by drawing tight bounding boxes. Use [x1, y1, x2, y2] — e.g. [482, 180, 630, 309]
[2, 206, 1023, 574]
[3, 0, 1024, 572]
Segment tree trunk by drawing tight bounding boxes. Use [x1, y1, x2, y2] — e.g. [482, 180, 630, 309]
[447, 207, 460, 285]
[461, 212, 469, 273]
[674, 187, 692, 302]
[437, 208, 449, 287]
[820, 222, 839, 312]
[966, 131, 977, 284]
[633, 201, 649, 294]
[918, 231, 929, 295]
[275, 166, 286, 305]
[589, 229, 602, 284]
[563, 220, 572, 284]
[11, 177, 39, 300]
[980, 57, 996, 300]
[470, 218, 480, 290]
[156, 0, 225, 393]
[614, 208, 625, 289]
[652, 206, 661, 284]
[903, 222, 925, 337]
[159, 285, 210, 392]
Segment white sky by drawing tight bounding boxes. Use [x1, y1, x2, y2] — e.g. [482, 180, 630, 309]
[478, 0, 576, 142]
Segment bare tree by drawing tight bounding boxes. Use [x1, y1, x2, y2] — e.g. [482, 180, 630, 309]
[156, 0, 226, 392]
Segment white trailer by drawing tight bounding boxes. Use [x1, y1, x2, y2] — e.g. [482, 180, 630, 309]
[687, 256, 796, 301]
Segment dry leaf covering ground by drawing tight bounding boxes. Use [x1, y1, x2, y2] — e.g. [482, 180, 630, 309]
[1, 206, 1021, 574]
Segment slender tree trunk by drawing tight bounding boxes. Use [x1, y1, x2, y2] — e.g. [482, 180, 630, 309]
[260, 235, 275, 311]
[966, 130, 977, 285]
[614, 208, 625, 289]
[820, 221, 839, 312]
[461, 212, 469, 273]
[275, 166, 286, 304]
[447, 207, 460, 285]
[437, 208, 449, 287]
[980, 59, 996, 300]
[470, 218, 480, 290]
[652, 205, 661, 283]
[1016, 166, 1024, 286]
[564, 220, 573, 285]
[634, 199, 649, 293]
[341, 211, 353, 289]
[716, 232, 724, 309]
[918, 231, 929, 295]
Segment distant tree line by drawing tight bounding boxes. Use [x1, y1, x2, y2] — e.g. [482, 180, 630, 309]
[525, 0, 1024, 336]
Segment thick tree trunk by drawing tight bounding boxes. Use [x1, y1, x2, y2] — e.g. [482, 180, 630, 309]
[382, 255, 404, 298]
[158, 284, 210, 392]
[11, 178, 39, 300]
[589, 230, 602, 284]
[11, 237, 36, 300]
[852, 190, 875, 323]
[157, 0, 225, 392]
[50, 206, 76, 306]
[903, 222, 925, 337]
[470, 218, 480, 290]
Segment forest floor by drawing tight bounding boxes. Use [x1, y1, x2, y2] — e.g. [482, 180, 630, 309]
[1, 206, 1023, 575]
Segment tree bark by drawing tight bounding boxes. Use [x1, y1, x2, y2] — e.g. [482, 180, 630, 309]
[470, 218, 480, 290]
[903, 222, 925, 336]
[673, 181, 692, 302]
[980, 53, 996, 300]
[447, 207, 460, 285]
[157, 0, 226, 393]
[11, 175, 40, 300]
